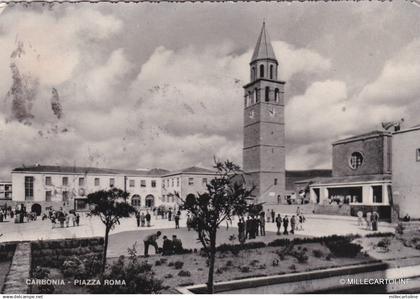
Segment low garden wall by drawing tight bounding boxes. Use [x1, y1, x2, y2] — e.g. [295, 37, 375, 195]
[31, 237, 104, 269]
[273, 204, 315, 215]
[178, 261, 388, 294]
[314, 204, 351, 216]
[2, 242, 31, 294]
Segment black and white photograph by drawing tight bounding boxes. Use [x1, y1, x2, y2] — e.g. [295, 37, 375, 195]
[0, 0, 419, 295]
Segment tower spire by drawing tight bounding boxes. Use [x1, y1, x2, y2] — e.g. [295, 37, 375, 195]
[251, 21, 277, 63]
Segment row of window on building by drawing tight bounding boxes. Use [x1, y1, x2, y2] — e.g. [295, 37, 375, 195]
[163, 177, 208, 188]
[45, 190, 70, 202]
[41, 176, 158, 189]
[128, 179, 157, 188]
[245, 87, 281, 108]
[163, 177, 180, 188]
[162, 194, 178, 203]
[0, 183, 12, 200]
[251, 64, 277, 81]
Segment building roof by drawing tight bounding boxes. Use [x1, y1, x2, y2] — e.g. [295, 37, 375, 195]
[251, 22, 277, 63]
[393, 124, 420, 135]
[12, 165, 169, 177]
[286, 169, 332, 191]
[163, 166, 217, 177]
[301, 174, 391, 186]
[333, 130, 391, 145]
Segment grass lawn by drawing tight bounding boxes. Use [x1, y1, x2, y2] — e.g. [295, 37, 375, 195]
[28, 232, 420, 294]
[35, 237, 376, 294]
[106, 242, 375, 292]
[356, 231, 420, 268]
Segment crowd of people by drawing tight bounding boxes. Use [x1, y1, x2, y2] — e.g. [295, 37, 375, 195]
[135, 207, 183, 229]
[237, 208, 306, 243]
[141, 208, 308, 257]
[357, 210, 380, 231]
[0, 205, 38, 223]
[46, 208, 81, 229]
[143, 231, 185, 257]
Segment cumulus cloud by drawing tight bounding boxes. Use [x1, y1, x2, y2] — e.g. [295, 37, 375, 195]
[1, 3, 419, 180]
[285, 38, 420, 169]
[273, 41, 332, 81]
[355, 38, 420, 126]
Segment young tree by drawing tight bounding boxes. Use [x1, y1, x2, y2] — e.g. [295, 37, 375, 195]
[86, 188, 136, 275]
[180, 160, 254, 294]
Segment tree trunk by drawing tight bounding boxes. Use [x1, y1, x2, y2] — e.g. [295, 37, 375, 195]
[102, 226, 110, 277]
[207, 232, 217, 294]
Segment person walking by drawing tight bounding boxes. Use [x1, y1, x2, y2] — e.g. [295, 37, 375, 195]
[246, 216, 251, 239]
[143, 231, 161, 257]
[140, 212, 146, 227]
[366, 212, 372, 230]
[174, 213, 180, 229]
[146, 211, 151, 227]
[136, 211, 140, 227]
[254, 216, 260, 237]
[51, 214, 56, 229]
[249, 216, 256, 239]
[238, 218, 246, 244]
[186, 214, 192, 231]
[372, 211, 379, 231]
[75, 213, 80, 226]
[275, 214, 282, 235]
[290, 215, 296, 234]
[271, 209, 275, 223]
[259, 212, 266, 236]
[357, 210, 364, 226]
[298, 214, 305, 231]
[283, 215, 289, 235]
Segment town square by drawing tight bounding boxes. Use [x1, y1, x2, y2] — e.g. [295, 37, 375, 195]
[0, 0, 420, 296]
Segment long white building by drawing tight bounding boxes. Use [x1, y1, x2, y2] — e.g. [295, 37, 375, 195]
[10, 164, 217, 215]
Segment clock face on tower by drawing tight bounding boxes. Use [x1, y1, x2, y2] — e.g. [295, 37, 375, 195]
[248, 110, 255, 119]
[268, 107, 276, 117]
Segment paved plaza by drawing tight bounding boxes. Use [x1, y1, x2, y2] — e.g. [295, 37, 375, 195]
[0, 210, 395, 258]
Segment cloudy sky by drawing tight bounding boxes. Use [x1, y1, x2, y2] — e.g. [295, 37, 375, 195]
[0, 2, 419, 179]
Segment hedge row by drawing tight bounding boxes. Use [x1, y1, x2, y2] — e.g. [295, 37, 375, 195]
[31, 237, 104, 250]
[216, 234, 367, 256]
[33, 253, 103, 269]
[32, 245, 103, 257]
[0, 242, 17, 261]
[30, 237, 104, 269]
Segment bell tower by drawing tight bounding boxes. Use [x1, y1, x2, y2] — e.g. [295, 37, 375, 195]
[243, 22, 286, 204]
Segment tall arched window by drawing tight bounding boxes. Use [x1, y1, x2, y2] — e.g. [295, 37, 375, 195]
[274, 88, 279, 102]
[255, 88, 259, 102]
[259, 64, 264, 78]
[269, 65, 273, 79]
[251, 67, 256, 81]
[265, 86, 270, 102]
[248, 91, 253, 105]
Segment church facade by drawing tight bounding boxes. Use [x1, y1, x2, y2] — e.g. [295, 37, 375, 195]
[242, 23, 286, 204]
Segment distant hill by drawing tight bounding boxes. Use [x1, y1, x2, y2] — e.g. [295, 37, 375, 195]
[285, 169, 332, 192]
